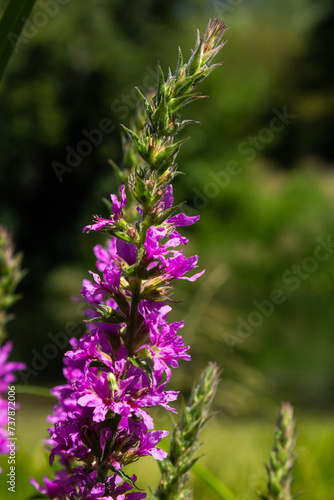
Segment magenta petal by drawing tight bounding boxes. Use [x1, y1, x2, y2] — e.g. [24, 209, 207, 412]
[167, 213, 200, 226]
[162, 185, 174, 209]
[110, 185, 127, 219]
[77, 394, 96, 407]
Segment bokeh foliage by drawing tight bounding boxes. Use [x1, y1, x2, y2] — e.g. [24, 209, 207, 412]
[0, 0, 333, 411]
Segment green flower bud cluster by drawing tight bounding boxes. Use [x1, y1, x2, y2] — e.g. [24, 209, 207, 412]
[0, 226, 26, 342]
[119, 19, 227, 215]
[261, 402, 297, 500]
[153, 362, 221, 500]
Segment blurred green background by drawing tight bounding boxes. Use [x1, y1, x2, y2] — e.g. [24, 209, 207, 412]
[1, 0, 334, 498]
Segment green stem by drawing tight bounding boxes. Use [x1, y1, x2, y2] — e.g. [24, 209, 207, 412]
[126, 277, 142, 356]
[102, 413, 122, 463]
[138, 212, 151, 249]
[97, 462, 110, 484]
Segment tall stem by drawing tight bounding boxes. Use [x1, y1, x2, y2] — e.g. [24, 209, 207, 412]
[101, 413, 123, 465]
[127, 277, 142, 356]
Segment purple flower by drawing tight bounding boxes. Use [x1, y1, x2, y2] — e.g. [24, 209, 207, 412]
[44, 331, 177, 483]
[167, 212, 199, 227]
[161, 185, 173, 210]
[81, 261, 121, 302]
[94, 239, 117, 271]
[0, 342, 25, 456]
[40, 181, 203, 496]
[0, 341, 25, 391]
[161, 253, 205, 282]
[162, 186, 199, 227]
[110, 185, 127, 219]
[143, 225, 204, 285]
[136, 429, 169, 460]
[83, 186, 127, 233]
[138, 301, 190, 380]
[94, 238, 137, 272]
[31, 469, 147, 499]
[160, 186, 200, 227]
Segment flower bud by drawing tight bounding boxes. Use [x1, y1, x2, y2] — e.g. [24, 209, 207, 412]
[107, 372, 119, 397]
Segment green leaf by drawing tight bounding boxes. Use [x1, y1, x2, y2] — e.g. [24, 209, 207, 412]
[151, 201, 186, 225]
[128, 355, 154, 386]
[121, 124, 148, 159]
[0, 0, 37, 81]
[187, 29, 204, 76]
[85, 304, 126, 325]
[174, 73, 199, 96]
[152, 91, 170, 133]
[193, 463, 237, 500]
[15, 384, 57, 398]
[156, 62, 165, 103]
[169, 93, 206, 114]
[174, 46, 184, 79]
[135, 86, 153, 118]
[153, 137, 189, 169]
[111, 466, 143, 490]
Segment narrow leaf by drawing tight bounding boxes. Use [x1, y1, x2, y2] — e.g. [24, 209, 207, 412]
[121, 124, 147, 159]
[15, 384, 57, 398]
[169, 93, 206, 113]
[0, 0, 37, 81]
[111, 466, 142, 490]
[193, 463, 237, 500]
[156, 62, 165, 103]
[135, 86, 153, 118]
[174, 46, 184, 79]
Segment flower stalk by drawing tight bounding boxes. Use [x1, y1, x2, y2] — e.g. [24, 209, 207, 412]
[33, 19, 227, 499]
[0, 227, 26, 467]
[153, 362, 221, 500]
[260, 402, 297, 500]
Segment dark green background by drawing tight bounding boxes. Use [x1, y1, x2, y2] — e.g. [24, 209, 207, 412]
[1, 0, 334, 415]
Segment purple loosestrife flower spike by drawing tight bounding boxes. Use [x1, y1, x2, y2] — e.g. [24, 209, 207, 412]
[0, 342, 25, 457]
[36, 18, 226, 498]
[0, 227, 26, 471]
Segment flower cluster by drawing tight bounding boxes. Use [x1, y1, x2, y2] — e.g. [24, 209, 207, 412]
[34, 18, 227, 499]
[0, 226, 26, 343]
[0, 342, 25, 459]
[34, 187, 202, 499]
[0, 227, 26, 472]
